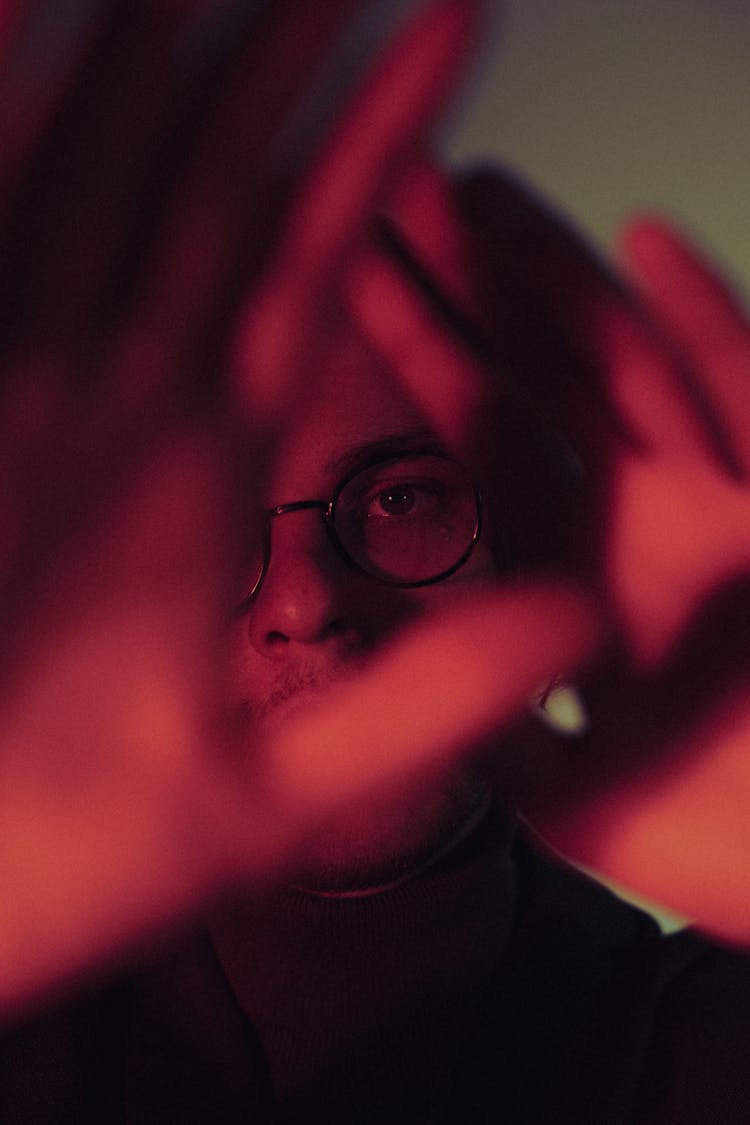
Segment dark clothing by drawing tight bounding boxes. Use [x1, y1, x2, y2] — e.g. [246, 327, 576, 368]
[1, 812, 748, 1123]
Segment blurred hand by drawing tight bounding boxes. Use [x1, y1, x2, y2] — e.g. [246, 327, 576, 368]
[539, 220, 750, 944]
[347, 161, 750, 944]
[0, 0, 513, 1014]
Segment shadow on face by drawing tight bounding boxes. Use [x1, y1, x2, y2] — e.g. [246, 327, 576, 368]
[229, 320, 499, 890]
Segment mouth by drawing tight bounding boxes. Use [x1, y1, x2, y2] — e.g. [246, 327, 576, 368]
[260, 688, 339, 732]
[242, 666, 361, 732]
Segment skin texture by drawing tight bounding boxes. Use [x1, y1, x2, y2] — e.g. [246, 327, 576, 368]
[1, 0, 537, 1012]
[357, 162, 750, 944]
[536, 219, 750, 944]
[229, 322, 500, 890]
[0, 0, 596, 1013]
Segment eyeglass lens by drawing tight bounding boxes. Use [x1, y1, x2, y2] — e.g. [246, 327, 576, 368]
[240, 453, 480, 610]
[333, 454, 479, 583]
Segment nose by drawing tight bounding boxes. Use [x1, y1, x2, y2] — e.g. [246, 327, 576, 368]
[245, 508, 356, 655]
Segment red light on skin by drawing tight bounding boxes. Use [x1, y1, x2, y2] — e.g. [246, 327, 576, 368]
[600, 215, 750, 668]
[605, 441, 750, 669]
[539, 215, 750, 941]
[541, 682, 750, 947]
[269, 585, 600, 819]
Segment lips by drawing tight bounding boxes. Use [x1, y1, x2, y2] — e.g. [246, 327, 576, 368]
[244, 663, 362, 730]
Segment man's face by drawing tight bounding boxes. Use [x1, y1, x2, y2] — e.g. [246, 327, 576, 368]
[230, 323, 498, 889]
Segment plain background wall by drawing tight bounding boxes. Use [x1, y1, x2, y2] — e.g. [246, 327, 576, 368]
[441, 0, 750, 298]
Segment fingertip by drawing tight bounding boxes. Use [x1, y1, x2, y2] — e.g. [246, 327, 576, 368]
[427, 0, 482, 45]
[395, 0, 482, 103]
[617, 214, 685, 271]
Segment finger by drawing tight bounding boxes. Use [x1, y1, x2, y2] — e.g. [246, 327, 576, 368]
[0, 3, 194, 350]
[605, 452, 750, 669]
[540, 678, 750, 945]
[1, 3, 357, 367]
[453, 168, 636, 469]
[0, 1, 22, 62]
[345, 224, 600, 578]
[0, 0, 97, 193]
[0, 2, 361, 653]
[113, 0, 359, 393]
[0, 580, 600, 1013]
[455, 168, 744, 481]
[256, 583, 602, 832]
[591, 299, 719, 462]
[381, 155, 483, 313]
[345, 231, 493, 451]
[345, 161, 610, 575]
[620, 217, 750, 476]
[0, 431, 233, 1014]
[232, 0, 480, 426]
[343, 160, 559, 486]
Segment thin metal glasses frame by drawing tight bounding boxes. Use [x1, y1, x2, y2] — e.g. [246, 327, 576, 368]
[235, 451, 483, 615]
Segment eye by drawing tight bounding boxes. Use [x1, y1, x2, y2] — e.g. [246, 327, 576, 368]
[378, 485, 415, 515]
[365, 480, 441, 518]
[332, 454, 480, 583]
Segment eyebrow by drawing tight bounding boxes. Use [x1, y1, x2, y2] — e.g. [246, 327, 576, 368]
[326, 429, 444, 479]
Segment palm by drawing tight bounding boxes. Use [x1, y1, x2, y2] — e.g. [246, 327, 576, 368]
[0, 0, 497, 1012]
[598, 221, 750, 667]
[543, 220, 750, 942]
[349, 171, 750, 942]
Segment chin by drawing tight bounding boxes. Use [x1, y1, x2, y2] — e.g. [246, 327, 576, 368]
[292, 768, 491, 894]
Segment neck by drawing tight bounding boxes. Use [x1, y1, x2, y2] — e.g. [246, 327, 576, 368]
[209, 800, 518, 1123]
[292, 783, 494, 898]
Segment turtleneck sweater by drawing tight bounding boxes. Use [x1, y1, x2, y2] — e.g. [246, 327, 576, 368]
[208, 805, 517, 1124]
[4, 805, 750, 1124]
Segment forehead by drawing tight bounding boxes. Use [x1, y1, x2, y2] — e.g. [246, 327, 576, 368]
[266, 325, 436, 501]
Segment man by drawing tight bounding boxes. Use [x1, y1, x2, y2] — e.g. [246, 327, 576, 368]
[229, 318, 498, 891]
[4, 157, 750, 1122]
[201, 166, 750, 1123]
[2, 2, 750, 1122]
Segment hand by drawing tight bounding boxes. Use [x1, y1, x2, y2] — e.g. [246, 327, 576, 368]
[540, 220, 750, 944]
[348, 162, 750, 944]
[0, 0, 496, 1014]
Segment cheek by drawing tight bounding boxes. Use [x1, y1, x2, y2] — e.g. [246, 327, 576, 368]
[409, 543, 499, 612]
[223, 544, 500, 709]
[447, 540, 500, 587]
[463, 540, 501, 579]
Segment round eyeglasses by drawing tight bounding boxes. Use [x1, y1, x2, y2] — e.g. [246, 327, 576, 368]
[236, 451, 482, 614]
